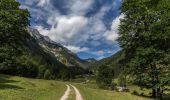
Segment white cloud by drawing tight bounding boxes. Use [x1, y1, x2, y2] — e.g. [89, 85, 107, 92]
[96, 50, 105, 56]
[64, 45, 89, 53]
[34, 4, 122, 52]
[20, 0, 122, 55]
[37, 0, 50, 7]
[104, 14, 124, 42]
[36, 16, 89, 45]
[97, 56, 105, 60]
[67, 0, 94, 15]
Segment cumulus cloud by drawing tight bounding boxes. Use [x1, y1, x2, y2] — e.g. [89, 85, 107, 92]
[36, 16, 88, 45]
[37, 0, 50, 7]
[18, 0, 122, 59]
[104, 14, 124, 42]
[64, 45, 89, 53]
[67, 0, 94, 15]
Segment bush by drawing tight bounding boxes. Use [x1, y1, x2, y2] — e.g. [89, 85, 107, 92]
[44, 70, 51, 79]
[38, 65, 46, 78]
[132, 90, 139, 95]
[110, 82, 117, 90]
[96, 65, 113, 89]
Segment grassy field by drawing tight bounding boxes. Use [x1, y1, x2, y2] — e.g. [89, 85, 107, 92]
[0, 74, 66, 100]
[72, 83, 153, 100]
[0, 74, 169, 100]
[71, 76, 170, 100]
[70, 76, 152, 100]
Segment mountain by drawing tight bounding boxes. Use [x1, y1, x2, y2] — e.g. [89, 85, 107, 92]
[0, 28, 72, 79]
[85, 58, 97, 62]
[91, 50, 125, 76]
[28, 28, 89, 68]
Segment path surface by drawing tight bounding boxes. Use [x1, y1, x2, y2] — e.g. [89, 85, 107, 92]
[60, 85, 71, 100]
[60, 84, 83, 100]
[70, 85, 84, 100]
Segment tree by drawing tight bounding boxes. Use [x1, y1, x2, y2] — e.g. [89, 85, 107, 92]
[0, 0, 30, 41]
[0, 0, 76, 80]
[118, 0, 170, 99]
[96, 65, 113, 89]
[0, 0, 30, 71]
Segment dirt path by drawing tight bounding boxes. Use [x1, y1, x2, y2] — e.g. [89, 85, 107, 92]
[70, 85, 83, 100]
[60, 85, 71, 100]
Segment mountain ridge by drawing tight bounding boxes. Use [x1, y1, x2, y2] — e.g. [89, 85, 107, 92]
[28, 27, 89, 68]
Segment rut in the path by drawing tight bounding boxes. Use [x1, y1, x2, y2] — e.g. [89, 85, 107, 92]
[70, 85, 83, 100]
[59, 84, 83, 100]
[60, 85, 71, 100]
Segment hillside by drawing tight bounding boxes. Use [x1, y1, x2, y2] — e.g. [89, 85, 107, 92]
[0, 26, 74, 79]
[91, 50, 125, 76]
[28, 28, 89, 69]
[0, 0, 80, 80]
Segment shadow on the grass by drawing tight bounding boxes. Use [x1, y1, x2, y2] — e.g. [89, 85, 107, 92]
[0, 83, 24, 89]
[0, 74, 24, 90]
[163, 93, 170, 100]
[132, 91, 170, 100]
[0, 77, 19, 83]
[131, 91, 153, 99]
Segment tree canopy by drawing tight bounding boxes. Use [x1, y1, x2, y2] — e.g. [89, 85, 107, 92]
[118, 0, 170, 99]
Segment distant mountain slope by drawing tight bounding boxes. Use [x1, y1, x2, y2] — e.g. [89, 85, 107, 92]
[92, 50, 125, 76]
[85, 58, 97, 63]
[0, 27, 71, 79]
[28, 28, 89, 68]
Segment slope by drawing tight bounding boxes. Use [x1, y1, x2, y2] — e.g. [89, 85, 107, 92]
[28, 28, 89, 69]
[91, 50, 125, 76]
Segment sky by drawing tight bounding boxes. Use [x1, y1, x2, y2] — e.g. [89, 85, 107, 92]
[17, 0, 123, 60]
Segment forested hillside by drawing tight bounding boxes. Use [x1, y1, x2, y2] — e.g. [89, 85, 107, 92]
[0, 0, 86, 80]
[28, 28, 89, 69]
[91, 51, 124, 77]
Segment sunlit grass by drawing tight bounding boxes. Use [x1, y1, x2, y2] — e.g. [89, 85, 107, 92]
[0, 74, 66, 100]
[70, 76, 153, 100]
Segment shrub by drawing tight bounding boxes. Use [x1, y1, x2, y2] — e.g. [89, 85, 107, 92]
[44, 70, 51, 79]
[96, 65, 113, 89]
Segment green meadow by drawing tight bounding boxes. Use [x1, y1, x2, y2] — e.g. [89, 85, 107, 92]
[0, 74, 66, 100]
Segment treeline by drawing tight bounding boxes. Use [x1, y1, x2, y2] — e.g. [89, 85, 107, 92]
[0, 0, 86, 80]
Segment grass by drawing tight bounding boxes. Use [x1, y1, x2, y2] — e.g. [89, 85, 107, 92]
[68, 86, 76, 100]
[0, 74, 169, 100]
[73, 83, 153, 100]
[0, 74, 66, 100]
[70, 76, 153, 100]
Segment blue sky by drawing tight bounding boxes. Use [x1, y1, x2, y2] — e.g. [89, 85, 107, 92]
[17, 0, 123, 60]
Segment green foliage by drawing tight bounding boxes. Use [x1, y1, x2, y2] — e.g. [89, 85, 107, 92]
[96, 65, 113, 89]
[119, 0, 170, 99]
[92, 50, 125, 77]
[44, 70, 52, 79]
[118, 73, 127, 87]
[0, 0, 84, 80]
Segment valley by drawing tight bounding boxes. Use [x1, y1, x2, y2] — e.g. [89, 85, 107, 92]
[0, 0, 170, 100]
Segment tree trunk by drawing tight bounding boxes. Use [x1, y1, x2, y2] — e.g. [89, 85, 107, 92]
[152, 89, 156, 98]
[157, 88, 163, 100]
